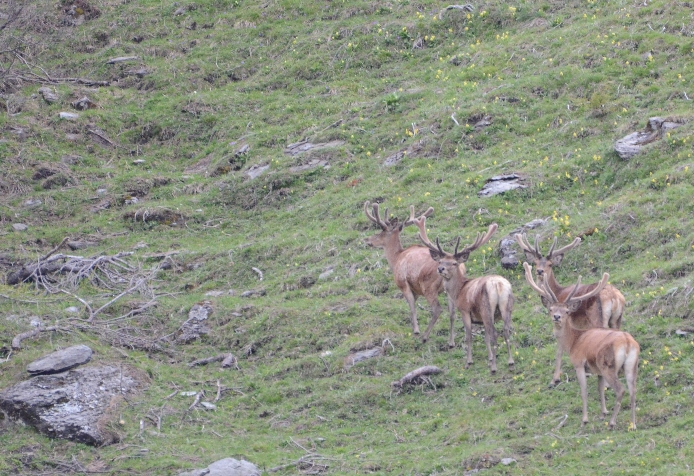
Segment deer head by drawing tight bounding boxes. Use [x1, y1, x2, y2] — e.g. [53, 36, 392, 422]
[415, 219, 498, 280]
[515, 233, 581, 279]
[523, 262, 609, 330]
[363, 201, 433, 249]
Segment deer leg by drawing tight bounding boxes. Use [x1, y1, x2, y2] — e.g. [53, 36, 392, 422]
[550, 341, 564, 387]
[607, 376, 625, 429]
[575, 364, 589, 426]
[462, 312, 473, 368]
[598, 376, 609, 417]
[421, 294, 443, 342]
[483, 317, 497, 374]
[447, 296, 456, 348]
[625, 356, 638, 430]
[402, 287, 420, 335]
[503, 314, 514, 368]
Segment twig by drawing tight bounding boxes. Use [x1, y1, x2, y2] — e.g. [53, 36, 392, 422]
[251, 267, 264, 281]
[187, 391, 204, 411]
[555, 414, 569, 431]
[215, 380, 222, 403]
[89, 279, 145, 322]
[59, 289, 94, 317]
[451, 113, 460, 126]
[41, 237, 69, 261]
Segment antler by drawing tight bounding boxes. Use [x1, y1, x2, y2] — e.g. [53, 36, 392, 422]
[515, 233, 541, 258]
[565, 273, 609, 304]
[364, 201, 390, 230]
[454, 223, 498, 260]
[404, 205, 434, 227]
[548, 236, 582, 259]
[523, 262, 556, 303]
[413, 213, 443, 253]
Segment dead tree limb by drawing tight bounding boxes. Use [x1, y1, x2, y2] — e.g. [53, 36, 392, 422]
[12, 326, 64, 350]
[391, 366, 442, 388]
[221, 354, 239, 369]
[188, 354, 227, 367]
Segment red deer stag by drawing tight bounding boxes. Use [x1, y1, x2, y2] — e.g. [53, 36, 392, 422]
[523, 263, 639, 430]
[516, 233, 626, 386]
[363, 201, 442, 337]
[416, 221, 514, 374]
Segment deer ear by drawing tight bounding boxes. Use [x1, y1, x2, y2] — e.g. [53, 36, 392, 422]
[540, 296, 551, 309]
[566, 301, 581, 313]
[550, 253, 565, 266]
[429, 249, 444, 262]
[398, 222, 405, 231]
[523, 250, 537, 262]
[456, 252, 471, 263]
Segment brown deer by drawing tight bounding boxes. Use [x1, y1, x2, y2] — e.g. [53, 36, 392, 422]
[516, 233, 626, 386]
[416, 221, 514, 373]
[363, 201, 443, 337]
[523, 263, 639, 430]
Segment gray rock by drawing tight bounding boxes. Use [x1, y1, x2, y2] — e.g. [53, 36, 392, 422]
[178, 458, 261, 476]
[245, 164, 269, 180]
[318, 268, 334, 280]
[26, 344, 93, 375]
[0, 364, 144, 445]
[23, 198, 42, 208]
[501, 458, 517, 465]
[12, 223, 28, 231]
[38, 87, 59, 103]
[615, 117, 685, 160]
[59, 112, 79, 120]
[65, 306, 81, 313]
[61, 154, 83, 165]
[478, 174, 527, 197]
[175, 302, 213, 344]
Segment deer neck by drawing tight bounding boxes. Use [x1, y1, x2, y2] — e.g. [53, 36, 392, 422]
[557, 316, 586, 353]
[545, 269, 563, 296]
[443, 264, 468, 297]
[382, 232, 405, 270]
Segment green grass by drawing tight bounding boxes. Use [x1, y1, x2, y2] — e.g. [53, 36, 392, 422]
[1, 0, 694, 474]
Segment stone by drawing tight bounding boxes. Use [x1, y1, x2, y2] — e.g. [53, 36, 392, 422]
[615, 117, 685, 159]
[61, 154, 83, 165]
[65, 306, 81, 313]
[318, 268, 334, 280]
[478, 174, 527, 198]
[71, 96, 97, 110]
[23, 199, 42, 208]
[12, 223, 28, 231]
[175, 302, 213, 344]
[38, 87, 59, 103]
[178, 458, 261, 476]
[500, 458, 517, 465]
[59, 112, 79, 120]
[0, 364, 144, 445]
[26, 344, 93, 375]
[245, 164, 269, 180]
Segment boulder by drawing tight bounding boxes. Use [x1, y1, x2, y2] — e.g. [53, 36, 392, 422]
[178, 458, 261, 476]
[615, 117, 685, 159]
[26, 344, 93, 375]
[478, 174, 527, 197]
[0, 365, 144, 446]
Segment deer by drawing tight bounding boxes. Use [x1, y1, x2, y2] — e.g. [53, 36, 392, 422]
[515, 233, 626, 386]
[363, 201, 443, 338]
[523, 263, 639, 430]
[416, 220, 514, 374]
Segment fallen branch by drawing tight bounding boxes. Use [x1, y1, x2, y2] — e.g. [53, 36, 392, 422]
[187, 354, 228, 367]
[391, 366, 442, 388]
[187, 391, 204, 411]
[221, 354, 239, 369]
[251, 267, 263, 281]
[12, 326, 64, 350]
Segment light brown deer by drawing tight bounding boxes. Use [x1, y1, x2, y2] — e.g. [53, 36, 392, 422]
[516, 233, 626, 386]
[523, 263, 639, 429]
[417, 221, 514, 373]
[363, 201, 443, 337]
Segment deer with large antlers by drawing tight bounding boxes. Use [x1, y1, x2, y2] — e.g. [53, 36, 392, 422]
[516, 233, 626, 386]
[417, 221, 514, 373]
[523, 263, 639, 429]
[363, 201, 443, 337]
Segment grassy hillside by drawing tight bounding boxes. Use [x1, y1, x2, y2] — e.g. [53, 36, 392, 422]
[1, 0, 693, 474]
